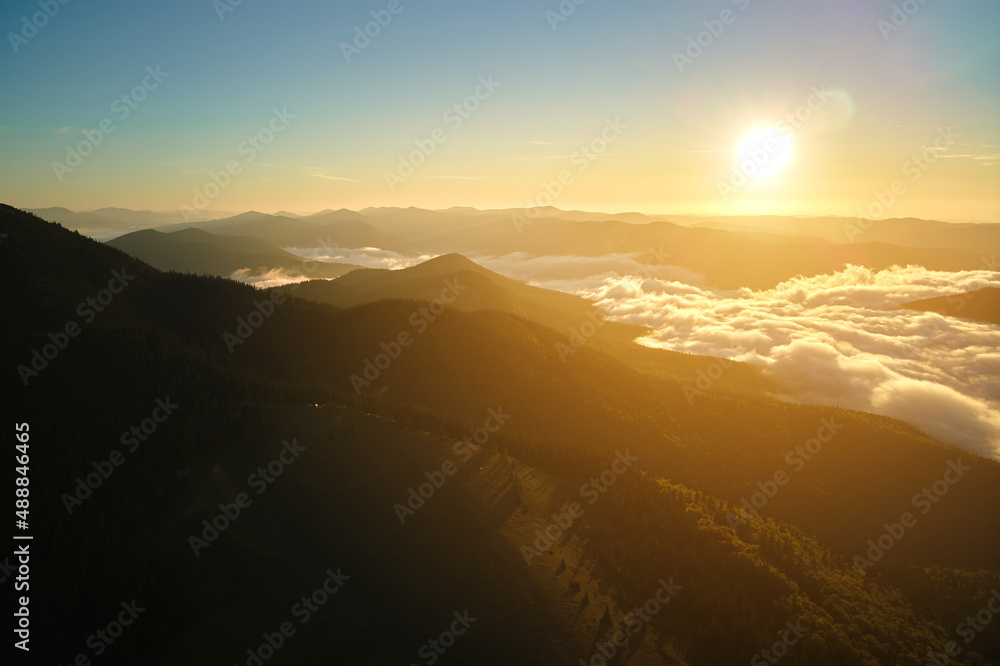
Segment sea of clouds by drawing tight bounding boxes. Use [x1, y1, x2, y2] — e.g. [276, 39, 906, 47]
[472, 253, 1000, 459]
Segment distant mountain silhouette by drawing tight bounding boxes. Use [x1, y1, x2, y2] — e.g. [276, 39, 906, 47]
[181, 211, 403, 251]
[32, 206, 997, 289]
[903, 287, 1000, 325]
[107, 227, 360, 280]
[26, 206, 231, 236]
[684, 215, 1000, 254]
[367, 213, 986, 289]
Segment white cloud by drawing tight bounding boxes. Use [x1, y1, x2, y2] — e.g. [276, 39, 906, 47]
[283, 246, 436, 271]
[230, 267, 311, 289]
[477, 255, 1000, 458]
[312, 174, 360, 182]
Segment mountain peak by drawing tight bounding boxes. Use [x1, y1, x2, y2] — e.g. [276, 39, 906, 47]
[419, 252, 484, 272]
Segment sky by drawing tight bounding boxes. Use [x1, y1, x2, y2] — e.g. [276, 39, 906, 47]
[1, 0, 998, 221]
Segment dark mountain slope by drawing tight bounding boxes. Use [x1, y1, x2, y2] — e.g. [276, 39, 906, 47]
[903, 287, 1000, 325]
[3, 204, 1000, 664]
[291, 252, 643, 341]
[107, 227, 359, 280]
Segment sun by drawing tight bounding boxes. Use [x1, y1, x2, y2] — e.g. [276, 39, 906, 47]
[735, 127, 794, 180]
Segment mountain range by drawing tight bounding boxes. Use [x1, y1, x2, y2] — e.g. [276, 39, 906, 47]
[107, 227, 360, 280]
[4, 203, 1000, 664]
[57, 206, 999, 290]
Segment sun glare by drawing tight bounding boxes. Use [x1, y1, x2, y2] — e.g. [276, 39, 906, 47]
[736, 127, 793, 180]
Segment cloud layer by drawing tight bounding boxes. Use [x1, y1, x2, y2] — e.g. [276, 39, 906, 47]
[282, 246, 436, 271]
[231, 247, 440, 287]
[477, 254, 1000, 458]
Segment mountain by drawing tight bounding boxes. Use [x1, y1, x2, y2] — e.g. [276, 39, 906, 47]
[26, 206, 234, 237]
[180, 211, 403, 252]
[4, 203, 1000, 664]
[31, 206, 997, 290]
[683, 215, 1000, 254]
[291, 252, 631, 335]
[289, 252, 770, 390]
[107, 227, 361, 280]
[903, 287, 1000, 325]
[351, 208, 992, 289]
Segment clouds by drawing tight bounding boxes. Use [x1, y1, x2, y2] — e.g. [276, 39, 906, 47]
[312, 174, 360, 182]
[282, 246, 437, 271]
[230, 268, 310, 289]
[469, 252, 705, 294]
[484, 254, 1000, 458]
[231, 246, 441, 287]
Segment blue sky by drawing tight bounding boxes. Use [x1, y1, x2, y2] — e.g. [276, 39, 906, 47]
[1, 0, 998, 220]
